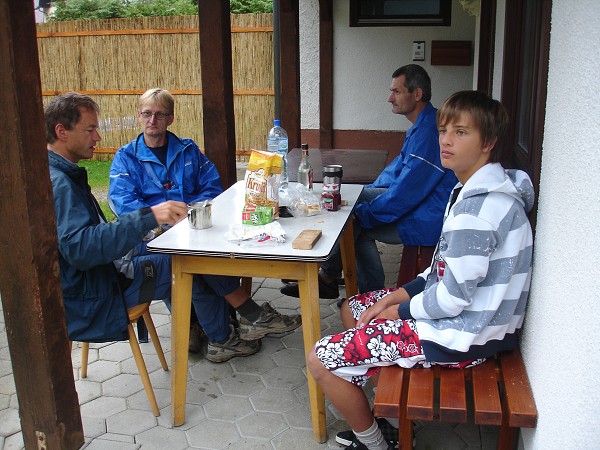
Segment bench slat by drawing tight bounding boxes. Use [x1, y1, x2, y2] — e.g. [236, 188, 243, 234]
[499, 350, 538, 428]
[406, 368, 434, 421]
[373, 366, 404, 419]
[439, 368, 467, 423]
[471, 359, 503, 425]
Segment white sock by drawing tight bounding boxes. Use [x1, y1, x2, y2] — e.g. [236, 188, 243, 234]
[354, 419, 388, 450]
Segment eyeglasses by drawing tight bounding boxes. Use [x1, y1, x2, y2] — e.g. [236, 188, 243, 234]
[139, 111, 172, 120]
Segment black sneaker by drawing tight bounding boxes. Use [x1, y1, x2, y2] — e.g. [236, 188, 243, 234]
[279, 271, 340, 299]
[336, 418, 399, 448]
[239, 302, 302, 340]
[188, 322, 205, 354]
[206, 325, 261, 363]
[343, 437, 368, 450]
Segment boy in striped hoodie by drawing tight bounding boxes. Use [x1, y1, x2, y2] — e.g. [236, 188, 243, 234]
[307, 90, 534, 450]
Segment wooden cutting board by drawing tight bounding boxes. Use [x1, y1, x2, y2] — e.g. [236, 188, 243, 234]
[292, 229, 322, 250]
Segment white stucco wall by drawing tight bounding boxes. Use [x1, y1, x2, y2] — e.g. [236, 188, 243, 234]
[519, 1, 600, 449]
[300, 0, 477, 132]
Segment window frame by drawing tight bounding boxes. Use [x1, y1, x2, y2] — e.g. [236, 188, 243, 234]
[349, 0, 452, 27]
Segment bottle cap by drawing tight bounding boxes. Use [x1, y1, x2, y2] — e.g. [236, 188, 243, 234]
[274, 119, 280, 126]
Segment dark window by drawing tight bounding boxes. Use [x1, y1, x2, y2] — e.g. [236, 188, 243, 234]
[350, 0, 451, 26]
[501, 0, 551, 230]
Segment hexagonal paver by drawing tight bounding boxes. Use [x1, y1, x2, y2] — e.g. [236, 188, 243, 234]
[250, 388, 299, 413]
[218, 373, 264, 396]
[204, 395, 254, 421]
[0, 393, 10, 410]
[75, 379, 103, 404]
[271, 427, 327, 450]
[230, 352, 276, 374]
[186, 379, 222, 405]
[189, 359, 234, 382]
[262, 366, 306, 390]
[102, 373, 145, 398]
[136, 425, 189, 450]
[106, 409, 156, 435]
[0, 374, 16, 396]
[82, 438, 139, 450]
[80, 396, 127, 419]
[256, 336, 285, 355]
[2, 431, 24, 450]
[98, 341, 134, 362]
[81, 415, 106, 439]
[237, 411, 287, 439]
[0, 408, 21, 437]
[129, 385, 170, 414]
[186, 419, 241, 449]
[271, 348, 306, 368]
[81, 360, 121, 382]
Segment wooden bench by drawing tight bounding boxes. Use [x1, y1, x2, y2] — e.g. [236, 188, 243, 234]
[373, 245, 537, 449]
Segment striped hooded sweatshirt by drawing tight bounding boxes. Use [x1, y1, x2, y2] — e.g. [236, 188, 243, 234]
[399, 163, 535, 362]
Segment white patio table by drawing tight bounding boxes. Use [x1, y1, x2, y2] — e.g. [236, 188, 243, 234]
[147, 180, 363, 443]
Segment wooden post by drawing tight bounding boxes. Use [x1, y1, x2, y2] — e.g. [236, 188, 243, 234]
[198, 1, 237, 189]
[319, 0, 334, 149]
[278, 0, 301, 149]
[0, 1, 84, 449]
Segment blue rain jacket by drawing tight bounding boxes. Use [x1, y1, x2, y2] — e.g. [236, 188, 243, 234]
[48, 151, 158, 342]
[354, 103, 457, 246]
[109, 132, 223, 214]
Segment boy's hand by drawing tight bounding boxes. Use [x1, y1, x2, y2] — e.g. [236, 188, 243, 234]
[151, 201, 188, 225]
[356, 288, 409, 327]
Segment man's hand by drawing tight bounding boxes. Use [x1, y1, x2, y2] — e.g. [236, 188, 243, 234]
[150, 201, 188, 225]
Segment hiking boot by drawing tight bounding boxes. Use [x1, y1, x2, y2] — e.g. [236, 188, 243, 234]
[206, 325, 261, 363]
[188, 322, 205, 354]
[279, 270, 339, 299]
[336, 418, 399, 448]
[238, 302, 302, 340]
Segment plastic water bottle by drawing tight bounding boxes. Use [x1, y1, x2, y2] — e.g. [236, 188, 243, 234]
[267, 119, 289, 191]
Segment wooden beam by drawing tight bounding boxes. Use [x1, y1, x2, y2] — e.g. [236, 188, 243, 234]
[319, 0, 334, 149]
[37, 26, 273, 38]
[198, 1, 237, 189]
[278, 0, 301, 149]
[0, 1, 83, 449]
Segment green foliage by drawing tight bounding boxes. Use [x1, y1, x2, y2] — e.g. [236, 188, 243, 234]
[48, 0, 272, 21]
[78, 160, 116, 221]
[230, 0, 272, 14]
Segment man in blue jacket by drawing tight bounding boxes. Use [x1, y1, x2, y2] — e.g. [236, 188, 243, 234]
[282, 64, 457, 298]
[109, 88, 301, 359]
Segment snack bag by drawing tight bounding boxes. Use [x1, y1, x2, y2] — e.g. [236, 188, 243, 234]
[243, 150, 282, 223]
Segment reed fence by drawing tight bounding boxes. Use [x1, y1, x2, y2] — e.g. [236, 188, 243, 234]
[37, 14, 274, 161]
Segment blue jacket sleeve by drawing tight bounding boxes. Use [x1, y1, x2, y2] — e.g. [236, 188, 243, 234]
[355, 130, 446, 229]
[109, 148, 151, 215]
[186, 151, 223, 202]
[53, 172, 157, 270]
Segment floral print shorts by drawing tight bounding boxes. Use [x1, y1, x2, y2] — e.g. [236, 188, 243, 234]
[314, 288, 483, 386]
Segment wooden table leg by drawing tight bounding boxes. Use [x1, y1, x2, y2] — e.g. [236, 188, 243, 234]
[340, 220, 358, 298]
[170, 255, 193, 427]
[297, 262, 327, 443]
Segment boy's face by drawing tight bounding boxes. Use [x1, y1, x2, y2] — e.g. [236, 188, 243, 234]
[438, 112, 494, 184]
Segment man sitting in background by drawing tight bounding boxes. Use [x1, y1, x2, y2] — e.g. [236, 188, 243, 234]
[109, 88, 301, 360]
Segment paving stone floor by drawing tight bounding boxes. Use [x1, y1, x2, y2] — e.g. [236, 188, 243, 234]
[0, 243, 498, 450]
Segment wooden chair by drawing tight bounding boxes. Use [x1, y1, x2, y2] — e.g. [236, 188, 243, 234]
[395, 245, 436, 287]
[79, 302, 168, 416]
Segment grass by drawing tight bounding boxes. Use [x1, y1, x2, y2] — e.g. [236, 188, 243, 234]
[78, 160, 116, 221]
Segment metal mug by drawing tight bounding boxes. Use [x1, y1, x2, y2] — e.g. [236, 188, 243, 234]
[188, 201, 212, 229]
[323, 164, 343, 192]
